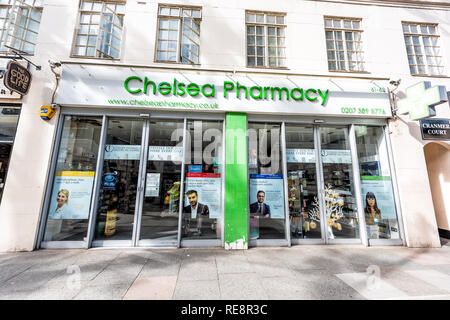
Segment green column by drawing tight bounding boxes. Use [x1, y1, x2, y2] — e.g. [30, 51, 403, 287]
[224, 112, 248, 249]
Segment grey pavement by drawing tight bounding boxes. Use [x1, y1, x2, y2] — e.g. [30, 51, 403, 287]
[0, 241, 450, 300]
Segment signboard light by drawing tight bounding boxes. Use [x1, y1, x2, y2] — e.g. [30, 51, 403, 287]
[397, 81, 447, 120]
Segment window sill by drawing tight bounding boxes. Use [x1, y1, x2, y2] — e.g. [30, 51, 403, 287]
[154, 60, 201, 66]
[0, 50, 33, 56]
[69, 55, 121, 61]
[328, 70, 371, 75]
[246, 65, 289, 71]
[411, 73, 450, 79]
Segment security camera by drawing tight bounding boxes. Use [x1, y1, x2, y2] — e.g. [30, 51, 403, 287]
[389, 79, 401, 86]
[48, 60, 62, 68]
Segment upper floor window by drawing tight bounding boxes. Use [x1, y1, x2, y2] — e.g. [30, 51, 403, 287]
[0, 0, 43, 54]
[156, 5, 201, 64]
[402, 22, 444, 76]
[324, 17, 364, 72]
[246, 11, 286, 68]
[72, 1, 125, 59]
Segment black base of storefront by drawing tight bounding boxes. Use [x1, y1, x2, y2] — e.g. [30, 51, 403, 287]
[438, 228, 450, 239]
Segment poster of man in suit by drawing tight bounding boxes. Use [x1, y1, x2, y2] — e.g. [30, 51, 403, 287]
[249, 190, 271, 218]
[183, 189, 210, 236]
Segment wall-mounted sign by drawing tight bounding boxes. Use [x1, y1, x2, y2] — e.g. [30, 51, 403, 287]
[0, 61, 21, 99]
[3, 61, 32, 95]
[56, 65, 392, 118]
[397, 82, 448, 121]
[420, 118, 450, 140]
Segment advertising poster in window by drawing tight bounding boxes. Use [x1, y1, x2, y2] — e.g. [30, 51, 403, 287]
[145, 173, 161, 197]
[321, 149, 352, 164]
[103, 171, 118, 191]
[104, 144, 141, 160]
[148, 146, 183, 162]
[48, 171, 95, 220]
[286, 149, 316, 163]
[249, 174, 285, 219]
[360, 176, 396, 219]
[184, 173, 221, 219]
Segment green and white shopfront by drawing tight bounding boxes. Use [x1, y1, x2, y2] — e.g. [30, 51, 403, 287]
[37, 64, 405, 249]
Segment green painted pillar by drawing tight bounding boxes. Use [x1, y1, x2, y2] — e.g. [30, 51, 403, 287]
[224, 112, 248, 250]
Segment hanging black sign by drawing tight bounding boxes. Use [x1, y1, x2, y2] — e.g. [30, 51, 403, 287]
[3, 61, 32, 95]
[420, 118, 450, 140]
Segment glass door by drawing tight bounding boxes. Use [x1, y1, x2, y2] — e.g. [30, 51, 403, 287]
[319, 126, 360, 242]
[92, 118, 144, 246]
[181, 120, 224, 246]
[137, 120, 184, 246]
[248, 122, 286, 245]
[285, 125, 322, 242]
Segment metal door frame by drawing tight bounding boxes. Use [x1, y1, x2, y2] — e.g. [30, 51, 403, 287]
[247, 119, 289, 247]
[180, 116, 226, 248]
[287, 124, 326, 245]
[137, 117, 183, 248]
[91, 116, 146, 248]
[318, 124, 362, 245]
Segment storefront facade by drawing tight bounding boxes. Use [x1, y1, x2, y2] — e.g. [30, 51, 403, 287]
[0, 0, 448, 252]
[34, 64, 406, 249]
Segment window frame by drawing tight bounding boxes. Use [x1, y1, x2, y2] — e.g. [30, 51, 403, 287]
[245, 10, 287, 69]
[401, 21, 445, 77]
[154, 4, 202, 65]
[70, 0, 125, 60]
[324, 16, 367, 74]
[0, 0, 43, 55]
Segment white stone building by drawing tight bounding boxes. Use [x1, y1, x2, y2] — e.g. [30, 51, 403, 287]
[0, 0, 449, 251]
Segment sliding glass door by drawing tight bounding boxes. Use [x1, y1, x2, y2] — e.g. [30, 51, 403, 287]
[247, 122, 287, 245]
[138, 120, 184, 246]
[92, 118, 144, 245]
[319, 126, 359, 241]
[181, 120, 224, 246]
[285, 125, 321, 242]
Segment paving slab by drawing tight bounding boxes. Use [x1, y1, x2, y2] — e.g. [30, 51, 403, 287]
[174, 279, 221, 300]
[389, 248, 450, 265]
[215, 253, 253, 275]
[124, 276, 177, 300]
[0, 245, 450, 300]
[244, 251, 297, 278]
[404, 269, 450, 293]
[74, 283, 131, 300]
[88, 262, 145, 286]
[218, 273, 268, 300]
[379, 268, 449, 297]
[336, 272, 409, 300]
[259, 276, 318, 300]
[178, 257, 218, 281]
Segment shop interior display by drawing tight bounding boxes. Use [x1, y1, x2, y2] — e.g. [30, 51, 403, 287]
[288, 170, 319, 238]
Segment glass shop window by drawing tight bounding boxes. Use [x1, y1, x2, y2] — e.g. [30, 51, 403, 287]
[355, 126, 400, 240]
[43, 116, 102, 242]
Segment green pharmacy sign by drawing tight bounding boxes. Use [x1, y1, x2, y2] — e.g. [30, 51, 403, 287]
[397, 81, 448, 120]
[124, 76, 330, 105]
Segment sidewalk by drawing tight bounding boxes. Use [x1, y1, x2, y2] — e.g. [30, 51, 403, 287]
[0, 242, 450, 300]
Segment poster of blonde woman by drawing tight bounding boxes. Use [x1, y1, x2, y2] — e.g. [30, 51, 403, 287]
[48, 171, 95, 219]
